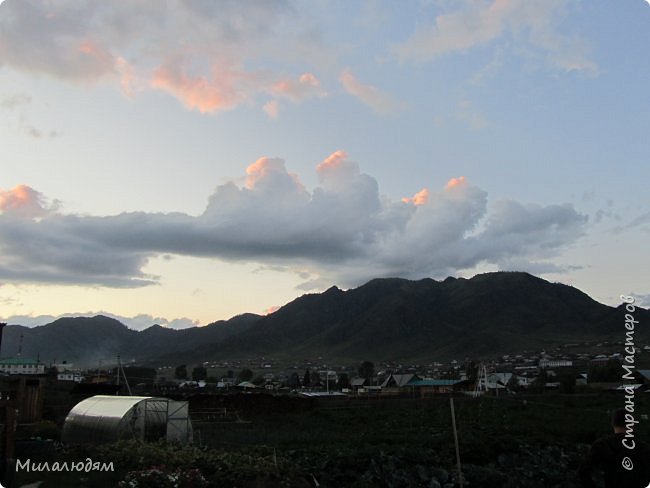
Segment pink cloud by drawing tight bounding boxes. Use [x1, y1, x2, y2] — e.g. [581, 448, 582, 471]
[270, 72, 326, 102]
[315, 150, 359, 188]
[339, 69, 403, 115]
[445, 176, 467, 190]
[263, 100, 280, 119]
[245, 157, 305, 193]
[264, 305, 280, 315]
[402, 188, 430, 206]
[0, 185, 49, 219]
[316, 150, 348, 174]
[151, 63, 249, 113]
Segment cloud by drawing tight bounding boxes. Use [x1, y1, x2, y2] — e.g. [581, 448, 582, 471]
[392, 0, 597, 74]
[0, 152, 587, 290]
[263, 99, 280, 119]
[0, 93, 31, 109]
[629, 294, 650, 309]
[625, 212, 650, 230]
[401, 188, 430, 206]
[264, 306, 281, 315]
[150, 61, 252, 113]
[270, 72, 326, 102]
[339, 69, 404, 115]
[0, 0, 327, 114]
[0, 185, 54, 218]
[456, 100, 487, 129]
[612, 211, 650, 234]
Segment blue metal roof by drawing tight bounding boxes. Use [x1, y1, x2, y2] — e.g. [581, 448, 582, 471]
[407, 379, 463, 386]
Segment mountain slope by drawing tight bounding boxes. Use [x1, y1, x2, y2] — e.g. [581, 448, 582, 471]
[167, 272, 648, 362]
[3, 272, 646, 365]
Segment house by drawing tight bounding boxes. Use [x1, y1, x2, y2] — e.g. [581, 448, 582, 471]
[407, 379, 466, 397]
[381, 373, 420, 388]
[539, 358, 573, 368]
[380, 373, 420, 395]
[475, 372, 530, 392]
[0, 357, 45, 375]
[57, 371, 83, 382]
[635, 370, 650, 385]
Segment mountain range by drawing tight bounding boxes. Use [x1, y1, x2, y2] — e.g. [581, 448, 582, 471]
[2, 272, 647, 366]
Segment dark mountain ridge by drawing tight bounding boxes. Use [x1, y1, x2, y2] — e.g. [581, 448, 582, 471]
[3, 272, 647, 365]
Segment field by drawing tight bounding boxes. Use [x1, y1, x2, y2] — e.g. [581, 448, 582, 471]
[10, 391, 650, 487]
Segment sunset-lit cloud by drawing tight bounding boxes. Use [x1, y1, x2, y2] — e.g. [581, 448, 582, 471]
[0, 152, 587, 290]
[0, 185, 51, 218]
[264, 305, 281, 315]
[339, 70, 404, 115]
[445, 176, 466, 189]
[402, 188, 430, 206]
[0, 0, 324, 114]
[270, 73, 326, 102]
[263, 100, 280, 119]
[150, 63, 250, 113]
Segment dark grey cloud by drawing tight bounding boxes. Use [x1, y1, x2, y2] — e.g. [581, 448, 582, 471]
[0, 152, 588, 289]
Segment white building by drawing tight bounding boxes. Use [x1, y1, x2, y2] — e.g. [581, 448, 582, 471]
[0, 357, 45, 375]
[57, 372, 83, 382]
[538, 358, 573, 368]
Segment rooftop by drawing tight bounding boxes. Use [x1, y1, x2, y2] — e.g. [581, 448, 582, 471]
[0, 357, 41, 365]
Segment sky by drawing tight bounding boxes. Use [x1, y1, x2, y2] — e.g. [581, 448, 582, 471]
[0, 0, 649, 330]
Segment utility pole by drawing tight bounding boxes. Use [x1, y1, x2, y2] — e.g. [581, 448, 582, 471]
[117, 355, 132, 396]
[450, 397, 464, 488]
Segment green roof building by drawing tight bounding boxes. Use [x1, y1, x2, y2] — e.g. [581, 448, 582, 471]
[0, 356, 45, 375]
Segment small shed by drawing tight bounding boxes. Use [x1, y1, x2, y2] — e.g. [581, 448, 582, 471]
[62, 395, 192, 445]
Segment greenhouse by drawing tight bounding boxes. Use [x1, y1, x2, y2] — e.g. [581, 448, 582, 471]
[62, 395, 192, 445]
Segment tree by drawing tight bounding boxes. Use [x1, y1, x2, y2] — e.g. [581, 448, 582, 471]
[286, 372, 301, 388]
[358, 361, 375, 385]
[29, 421, 61, 441]
[530, 369, 548, 393]
[506, 375, 520, 393]
[559, 373, 576, 394]
[239, 368, 253, 382]
[123, 366, 157, 386]
[175, 364, 187, 380]
[589, 359, 621, 382]
[192, 366, 207, 381]
[338, 373, 351, 390]
[46, 366, 58, 378]
[465, 360, 479, 383]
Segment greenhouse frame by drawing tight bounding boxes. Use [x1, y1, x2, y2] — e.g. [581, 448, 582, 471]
[62, 395, 193, 445]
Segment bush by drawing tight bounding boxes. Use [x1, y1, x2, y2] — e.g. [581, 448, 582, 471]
[29, 420, 61, 440]
[119, 466, 208, 488]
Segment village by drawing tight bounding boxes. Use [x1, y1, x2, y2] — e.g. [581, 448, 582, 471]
[1, 328, 650, 487]
[3, 337, 650, 428]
